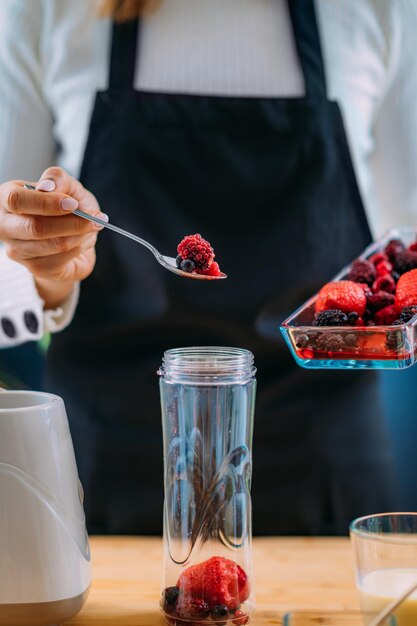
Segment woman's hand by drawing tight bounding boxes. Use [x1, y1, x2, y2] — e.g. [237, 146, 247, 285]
[0, 167, 108, 309]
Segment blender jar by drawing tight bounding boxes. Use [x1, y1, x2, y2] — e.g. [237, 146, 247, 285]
[158, 347, 256, 625]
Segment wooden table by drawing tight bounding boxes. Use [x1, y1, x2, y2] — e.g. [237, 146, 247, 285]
[67, 537, 360, 625]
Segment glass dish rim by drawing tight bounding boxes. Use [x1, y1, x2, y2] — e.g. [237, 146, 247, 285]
[280, 225, 417, 331]
[350, 511, 417, 543]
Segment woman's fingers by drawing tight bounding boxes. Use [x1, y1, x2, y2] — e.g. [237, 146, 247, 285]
[5, 232, 98, 262]
[36, 166, 79, 197]
[36, 167, 103, 218]
[0, 181, 84, 217]
[0, 210, 105, 241]
[19, 236, 97, 281]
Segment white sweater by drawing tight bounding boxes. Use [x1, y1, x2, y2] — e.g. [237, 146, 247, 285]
[1, 0, 417, 345]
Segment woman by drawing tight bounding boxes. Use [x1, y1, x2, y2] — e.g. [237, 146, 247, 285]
[1, 0, 416, 534]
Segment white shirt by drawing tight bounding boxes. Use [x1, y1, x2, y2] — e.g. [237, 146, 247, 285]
[0, 0, 417, 345]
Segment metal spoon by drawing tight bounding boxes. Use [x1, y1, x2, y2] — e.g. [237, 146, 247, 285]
[23, 184, 227, 281]
[367, 578, 417, 626]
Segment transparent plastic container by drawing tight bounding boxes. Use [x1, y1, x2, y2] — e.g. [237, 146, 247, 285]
[280, 227, 417, 370]
[158, 347, 256, 626]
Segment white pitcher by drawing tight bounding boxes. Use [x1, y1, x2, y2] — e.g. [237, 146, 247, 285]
[0, 390, 91, 625]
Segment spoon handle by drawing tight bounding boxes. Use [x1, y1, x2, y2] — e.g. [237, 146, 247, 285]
[367, 579, 417, 626]
[73, 208, 161, 259]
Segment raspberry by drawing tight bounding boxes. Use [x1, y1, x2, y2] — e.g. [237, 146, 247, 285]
[177, 557, 250, 611]
[400, 305, 417, 323]
[373, 275, 396, 294]
[385, 238, 406, 262]
[346, 260, 376, 286]
[394, 250, 417, 275]
[409, 242, 417, 252]
[369, 252, 389, 267]
[396, 269, 417, 309]
[313, 309, 349, 327]
[315, 333, 344, 352]
[316, 281, 366, 316]
[176, 597, 210, 620]
[375, 305, 399, 326]
[197, 261, 223, 277]
[376, 261, 393, 276]
[177, 233, 214, 271]
[233, 610, 250, 625]
[367, 291, 395, 311]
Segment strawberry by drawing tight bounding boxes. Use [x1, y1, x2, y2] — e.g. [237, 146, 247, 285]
[395, 269, 417, 309]
[177, 557, 250, 611]
[196, 261, 223, 277]
[315, 281, 366, 316]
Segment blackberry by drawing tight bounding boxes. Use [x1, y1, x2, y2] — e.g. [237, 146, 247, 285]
[400, 305, 417, 323]
[180, 259, 196, 273]
[313, 309, 349, 327]
[347, 259, 376, 286]
[385, 238, 405, 262]
[316, 333, 344, 352]
[163, 587, 179, 609]
[394, 249, 417, 275]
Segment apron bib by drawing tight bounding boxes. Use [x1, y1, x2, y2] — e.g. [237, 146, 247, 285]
[46, 0, 396, 534]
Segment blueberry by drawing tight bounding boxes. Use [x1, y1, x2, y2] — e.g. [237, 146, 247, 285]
[176, 254, 183, 268]
[163, 586, 179, 608]
[24, 311, 39, 334]
[212, 605, 229, 619]
[180, 259, 195, 273]
[1, 317, 16, 338]
[295, 333, 309, 348]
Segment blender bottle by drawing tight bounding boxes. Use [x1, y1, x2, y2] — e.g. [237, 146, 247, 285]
[158, 347, 256, 625]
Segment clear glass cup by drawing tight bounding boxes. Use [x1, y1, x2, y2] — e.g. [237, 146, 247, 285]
[158, 347, 256, 625]
[350, 513, 417, 626]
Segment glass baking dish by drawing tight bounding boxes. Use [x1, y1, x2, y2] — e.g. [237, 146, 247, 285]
[280, 227, 417, 370]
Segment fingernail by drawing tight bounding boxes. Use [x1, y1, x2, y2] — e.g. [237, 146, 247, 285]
[60, 197, 79, 211]
[36, 179, 56, 192]
[93, 213, 109, 230]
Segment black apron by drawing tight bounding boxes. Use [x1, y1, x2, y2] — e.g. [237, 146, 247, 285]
[46, 0, 396, 535]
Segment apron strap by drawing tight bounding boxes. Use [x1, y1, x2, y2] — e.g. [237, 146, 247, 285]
[287, 0, 327, 99]
[108, 2, 327, 98]
[108, 19, 139, 90]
